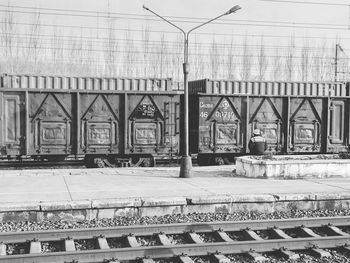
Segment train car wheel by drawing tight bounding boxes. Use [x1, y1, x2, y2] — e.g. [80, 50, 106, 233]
[214, 157, 225, 165]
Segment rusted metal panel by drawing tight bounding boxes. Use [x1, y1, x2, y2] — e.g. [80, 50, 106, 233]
[28, 92, 74, 155]
[0, 92, 24, 156]
[196, 96, 243, 154]
[248, 97, 284, 153]
[79, 93, 120, 154]
[126, 94, 180, 155]
[327, 99, 349, 152]
[289, 98, 322, 153]
[189, 79, 347, 97]
[1, 74, 174, 92]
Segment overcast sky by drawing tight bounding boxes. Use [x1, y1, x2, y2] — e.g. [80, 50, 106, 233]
[1, 0, 350, 80]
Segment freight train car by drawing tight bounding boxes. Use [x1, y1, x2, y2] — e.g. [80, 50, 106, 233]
[0, 74, 181, 167]
[189, 79, 350, 165]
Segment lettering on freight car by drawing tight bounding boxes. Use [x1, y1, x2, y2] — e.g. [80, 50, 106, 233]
[135, 127, 156, 144]
[43, 127, 66, 140]
[296, 126, 313, 142]
[200, 102, 214, 108]
[216, 124, 237, 144]
[138, 103, 155, 117]
[88, 128, 110, 143]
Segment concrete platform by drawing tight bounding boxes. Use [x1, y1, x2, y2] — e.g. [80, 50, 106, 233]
[1, 166, 350, 222]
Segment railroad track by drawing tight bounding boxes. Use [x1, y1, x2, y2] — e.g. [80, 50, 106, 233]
[2, 217, 350, 262]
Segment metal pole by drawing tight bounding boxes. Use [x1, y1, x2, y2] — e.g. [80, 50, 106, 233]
[143, 5, 241, 178]
[335, 44, 339, 82]
[179, 36, 192, 178]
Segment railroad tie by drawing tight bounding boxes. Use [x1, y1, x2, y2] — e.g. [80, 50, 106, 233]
[324, 225, 348, 236]
[269, 228, 292, 239]
[96, 236, 110, 249]
[276, 248, 300, 260]
[185, 232, 203, 243]
[213, 230, 234, 242]
[309, 247, 332, 258]
[211, 253, 231, 263]
[29, 240, 41, 254]
[125, 235, 140, 247]
[246, 251, 267, 262]
[242, 229, 264, 240]
[156, 233, 172, 245]
[177, 255, 195, 263]
[140, 257, 155, 263]
[297, 227, 321, 238]
[64, 238, 76, 252]
[0, 242, 6, 256]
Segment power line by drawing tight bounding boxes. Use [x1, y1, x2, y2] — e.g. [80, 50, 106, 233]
[260, 0, 349, 6]
[0, 9, 348, 30]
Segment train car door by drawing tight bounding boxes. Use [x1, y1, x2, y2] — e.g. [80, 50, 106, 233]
[0, 92, 25, 156]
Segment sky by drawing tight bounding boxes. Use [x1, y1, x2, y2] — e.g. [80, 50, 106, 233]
[1, 0, 350, 80]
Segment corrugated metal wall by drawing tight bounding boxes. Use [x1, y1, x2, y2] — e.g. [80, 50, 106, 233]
[189, 79, 348, 97]
[0, 74, 174, 92]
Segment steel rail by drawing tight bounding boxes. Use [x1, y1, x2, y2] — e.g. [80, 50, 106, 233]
[1, 236, 350, 263]
[1, 216, 350, 243]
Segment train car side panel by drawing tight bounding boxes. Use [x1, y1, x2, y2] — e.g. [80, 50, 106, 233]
[125, 94, 180, 158]
[248, 96, 284, 153]
[79, 93, 121, 155]
[27, 92, 74, 156]
[0, 91, 25, 156]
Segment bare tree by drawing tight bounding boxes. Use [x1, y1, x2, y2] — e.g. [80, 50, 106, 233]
[257, 36, 268, 81]
[123, 29, 136, 77]
[0, 6, 16, 73]
[104, 20, 118, 76]
[171, 33, 183, 82]
[141, 25, 151, 77]
[191, 35, 204, 80]
[226, 37, 236, 79]
[240, 35, 252, 80]
[311, 40, 329, 81]
[50, 25, 64, 74]
[284, 34, 296, 81]
[26, 10, 42, 73]
[209, 37, 220, 79]
[299, 37, 311, 81]
[272, 48, 283, 81]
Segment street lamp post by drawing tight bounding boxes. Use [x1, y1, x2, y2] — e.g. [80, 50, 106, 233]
[143, 5, 242, 178]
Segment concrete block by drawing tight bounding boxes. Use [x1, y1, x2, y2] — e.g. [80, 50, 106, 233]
[211, 254, 231, 263]
[242, 229, 263, 240]
[141, 197, 187, 207]
[40, 200, 91, 211]
[0, 243, 6, 256]
[96, 237, 109, 249]
[236, 154, 350, 179]
[177, 256, 195, 263]
[185, 232, 203, 243]
[246, 251, 267, 262]
[309, 248, 331, 258]
[0, 202, 40, 212]
[64, 239, 76, 251]
[29, 241, 41, 254]
[269, 228, 292, 239]
[92, 198, 142, 209]
[277, 249, 300, 260]
[156, 234, 171, 245]
[125, 236, 140, 247]
[214, 230, 233, 242]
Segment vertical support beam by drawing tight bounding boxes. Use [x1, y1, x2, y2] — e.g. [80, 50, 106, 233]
[76, 92, 81, 155]
[244, 95, 250, 153]
[124, 93, 128, 154]
[0, 91, 2, 149]
[323, 97, 330, 153]
[25, 90, 29, 155]
[284, 96, 291, 153]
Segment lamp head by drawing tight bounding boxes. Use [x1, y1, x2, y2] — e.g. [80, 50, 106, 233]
[226, 5, 242, 15]
[143, 5, 149, 11]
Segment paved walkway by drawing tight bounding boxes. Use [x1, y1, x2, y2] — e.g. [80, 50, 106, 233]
[1, 166, 350, 206]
